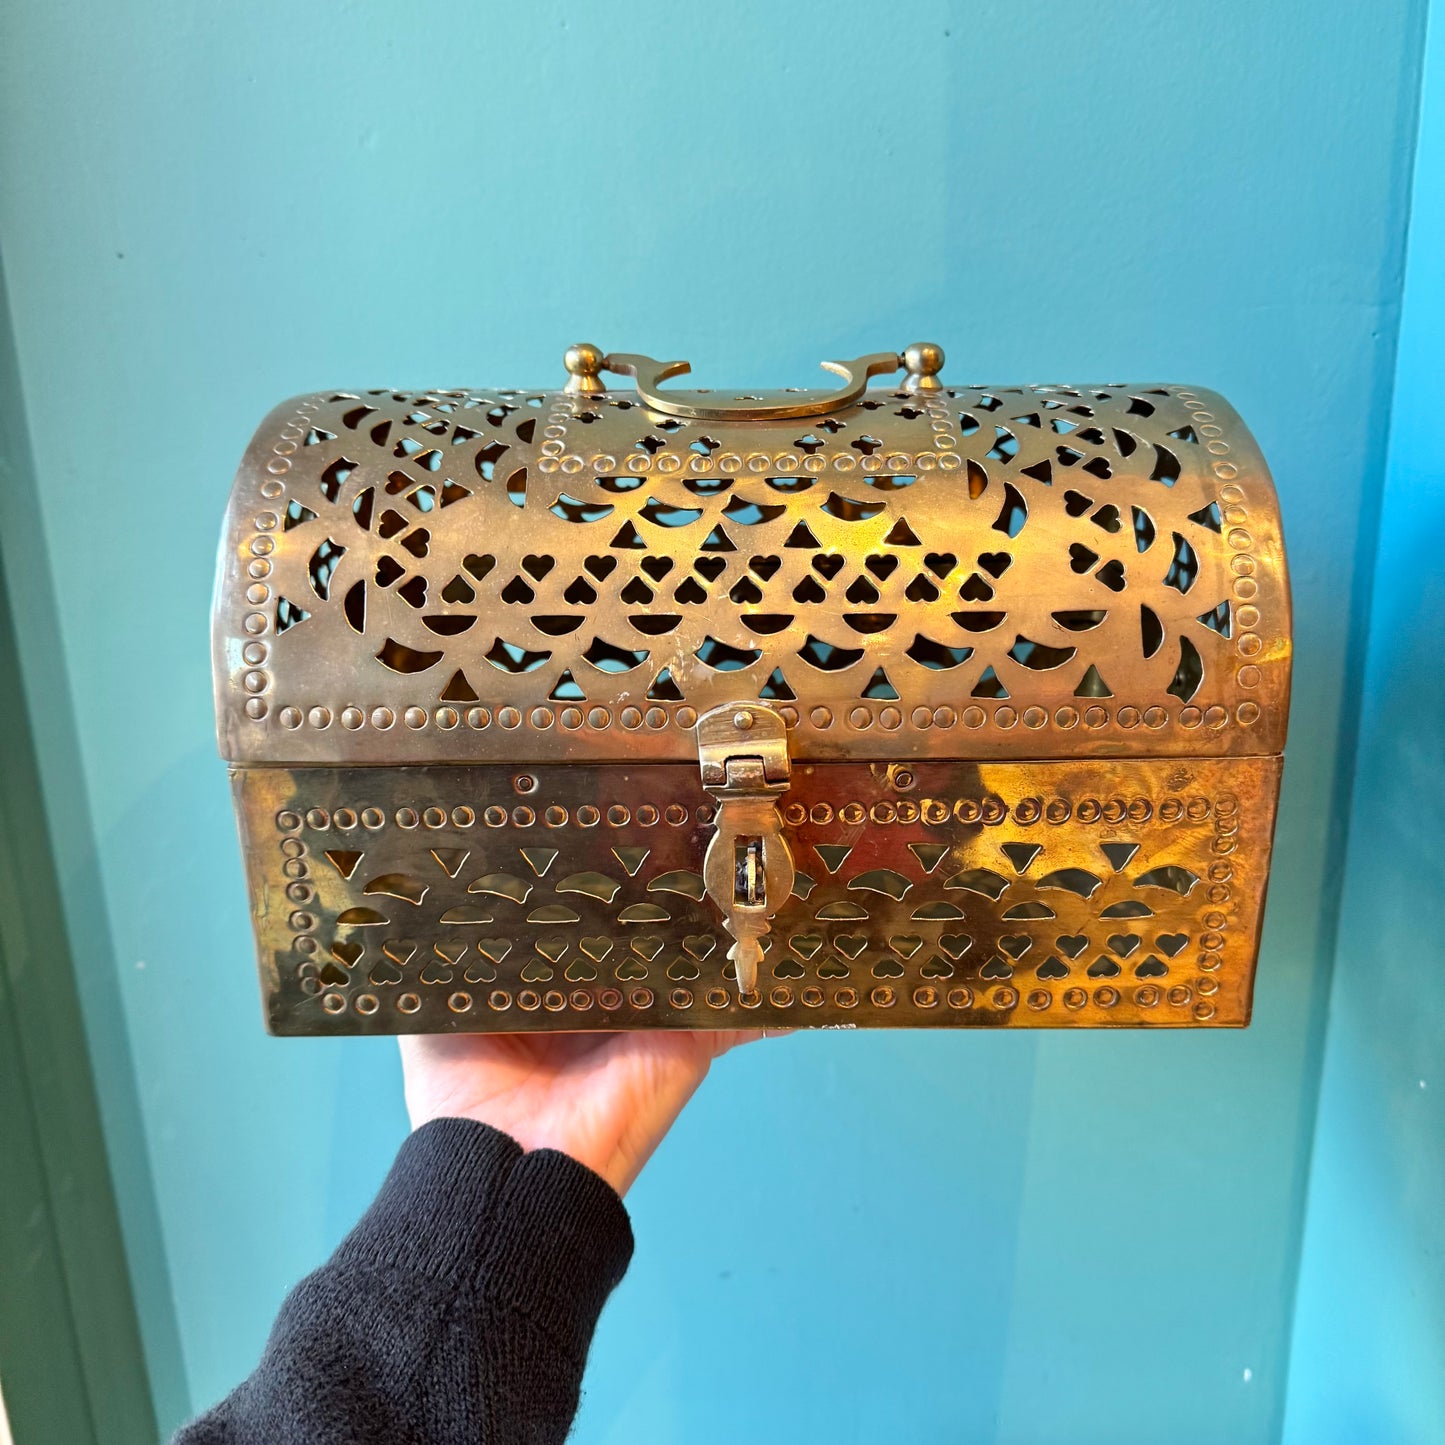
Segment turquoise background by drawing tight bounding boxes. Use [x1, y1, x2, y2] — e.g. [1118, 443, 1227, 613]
[0, 2, 1438, 1440]
[1283, 6, 1445, 1441]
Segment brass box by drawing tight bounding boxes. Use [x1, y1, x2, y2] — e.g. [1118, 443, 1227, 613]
[213, 346, 1289, 1034]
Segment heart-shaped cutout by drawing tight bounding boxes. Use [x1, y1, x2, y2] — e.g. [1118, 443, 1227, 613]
[1095, 559, 1126, 591]
[441, 574, 473, 605]
[939, 933, 974, 959]
[640, 555, 674, 580]
[520, 960, 554, 982]
[888, 934, 923, 958]
[564, 959, 598, 982]
[613, 958, 649, 981]
[317, 961, 348, 987]
[919, 955, 954, 979]
[772, 958, 805, 979]
[865, 554, 900, 580]
[812, 553, 845, 580]
[1135, 956, 1169, 978]
[584, 554, 618, 579]
[631, 935, 665, 961]
[579, 935, 614, 961]
[871, 958, 905, 979]
[834, 934, 869, 959]
[1036, 956, 1070, 980]
[419, 962, 454, 984]
[749, 554, 781, 580]
[978, 551, 1012, 579]
[694, 556, 727, 582]
[383, 940, 418, 965]
[1156, 933, 1189, 957]
[1106, 934, 1141, 958]
[1086, 956, 1121, 978]
[463, 961, 498, 983]
[535, 936, 569, 963]
[434, 941, 468, 967]
[476, 938, 513, 964]
[1056, 934, 1089, 959]
[666, 959, 700, 981]
[980, 956, 1014, 980]
[367, 960, 403, 986]
[790, 933, 824, 959]
[331, 941, 363, 969]
[682, 934, 716, 961]
[999, 935, 1033, 959]
[924, 551, 957, 578]
[816, 958, 851, 979]
[522, 553, 555, 580]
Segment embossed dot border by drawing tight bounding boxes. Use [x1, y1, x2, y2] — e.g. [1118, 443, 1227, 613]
[240, 397, 327, 723]
[1174, 390, 1266, 728]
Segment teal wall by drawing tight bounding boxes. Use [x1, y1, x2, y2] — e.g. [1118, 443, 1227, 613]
[1282, 7, 1445, 1443]
[0, 2, 1429, 1440]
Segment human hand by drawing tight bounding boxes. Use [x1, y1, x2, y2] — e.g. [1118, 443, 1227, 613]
[398, 1029, 768, 1195]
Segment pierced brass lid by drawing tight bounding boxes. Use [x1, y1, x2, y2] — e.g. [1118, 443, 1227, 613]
[213, 356, 1290, 768]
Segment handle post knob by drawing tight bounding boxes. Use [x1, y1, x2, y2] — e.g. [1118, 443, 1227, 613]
[901, 341, 946, 393]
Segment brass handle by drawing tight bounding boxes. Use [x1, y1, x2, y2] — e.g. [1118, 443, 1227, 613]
[562, 342, 945, 418]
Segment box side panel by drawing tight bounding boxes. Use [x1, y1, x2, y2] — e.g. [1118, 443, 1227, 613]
[235, 755, 1280, 1034]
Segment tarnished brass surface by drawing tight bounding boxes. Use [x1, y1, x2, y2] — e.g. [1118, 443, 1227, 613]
[237, 755, 1278, 1034]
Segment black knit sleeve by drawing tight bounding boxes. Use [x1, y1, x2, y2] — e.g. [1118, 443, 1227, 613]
[174, 1118, 634, 1445]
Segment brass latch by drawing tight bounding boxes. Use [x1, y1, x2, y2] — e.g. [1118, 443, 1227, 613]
[696, 704, 796, 996]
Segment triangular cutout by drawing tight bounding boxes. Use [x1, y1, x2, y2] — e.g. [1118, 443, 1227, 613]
[275, 596, 311, 634]
[612, 845, 651, 876]
[814, 843, 853, 874]
[440, 668, 479, 703]
[646, 667, 684, 702]
[883, 517, 921, 546]
[784, 521, 821, 548]
[1020, 459, 1053, 484]
[1074, 663, 1113, 698]
[1187, 500, 1223, 532]
[610, 520, 647, 548]
[862, 666, 899, 700]
[1196, 600, 1232, 636]
[548, 668, 586, 702]
[908, 842, 951, 874]
[1001, 842, 1042, 873]
[324, 849, 364, 879]
[1101, 841, 1140, 872]
[759, 667, 796, 701]
[700, 524, 737, 552]
[430, 847, 471, 878]
[519, 847, 559, 877]
[971, 664, 1009, 699]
